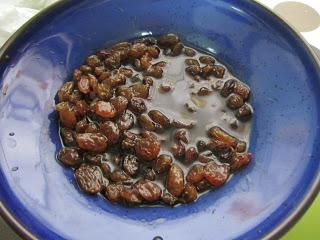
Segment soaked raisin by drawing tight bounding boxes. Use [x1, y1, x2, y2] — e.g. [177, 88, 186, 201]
[57, 102, 77, 128]
[100, 121, 120, 144]
[120, 187, 142, 205]
[208, 126, 238, 148]
[129, 97, 147, 114]
[221, 79, 236, 97]
[84, 153, 104, 165]
[80, 65, 92, 73]
[185, 147, 198, 164]
[76, 133, 108, 152]
[135, 180, 162, 202]
[135, 131, 161, 161]
[143, 168, 156, 181]
[117, 113, 134, 131]
[142, 76, 154, 86]
[196, 179, 211, 192]
[196, 140, 207, 152]
[60, 127, 77, 147]
[162, 192, 178, 206]
[75, 164, 103, 194]
[110, 169, 131, 183]
[145, 66, 163, 78]
[185, 65, 201, 76]
[87, 55, 101, 67]
[123, 155, 140, 177]
[182, 183, 197, 203]
[235, 103, 253, 122]
[101, 162, 111, 178]
[154, 154, 173, 174]
[58, 81, 74, 102]
[171, 42, 184, 56]
[158, 33, 180, 47]
[185, 59, 200, 66]
[231, 153, 252, 172]
[183, 48, 196, 57]
[110, 96, 128, 115]
[227, 94, 244, 110]
[199, 56, 215, 65]
[171, 143, 186, 158]
[198, 150, 215, 163]
[57, 148, 82, 167]
[105, 184, 123, 202]
[119, 67, 133, 78]
[148, 110, 171, 128]
[166, 164, 184, 197]
[186, 164, 204, 184]
[207, 139, 235, 163]
[174, 129, 190, 144]
[203, 162, 230, 187]
[95, 101, 116, 119]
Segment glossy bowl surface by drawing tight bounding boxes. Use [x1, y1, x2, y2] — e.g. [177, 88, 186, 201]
[0, 0, 319, 239]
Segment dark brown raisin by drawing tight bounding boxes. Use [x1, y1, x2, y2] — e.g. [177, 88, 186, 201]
[96, 82, 113, 101]
[120, 187, 142, 205]
[60, 128, 77, 147]
[84, 153, 104, 165]
[95, 101, 117, 119]
[198, 150, 215, 163]
[123, 155, 140, 177]
[158, 33, 180, 47]
[230, 153, 252, 171]
[74, 100, 89, 117]
[142, 76, 154, 86]
[113, 154, 123, 166]
[138, 114, 157, 131]
[131, 84, 150, 99]
[199, 56, 215, 65]
[197, 87, 211, 96]
[110, 96, 128, 115]
[80, 65, 92, 73]
[221, 79, 236, 97]
[235, 103, 253, 122]
[162, 192, 178, 206]
[236, 141, 247, 153]
[135, 131, 161, 161]
[145, 66, 163, 78]
[57, 148, 82, 167]
[154, 154, 173, 174]
[174, 129, 190, 144]
[105, 184, 123, 202]
[183, 48, 196, 57]
[73, 69, 82, 82]
[87, 55, 101, 67]
[129, 97, 147, 114]
[58, 81, 74, 102]
[182, 183, 198, 203]
[186, 164, 204, 184]
[196, 140, 207, 152]
[134, 37, 157, 46]
[207, 139, 235, 163]
[117, 113, 134, 131]
[226, 94, 244, 109]
[185, 147, 198, 164]
[203, 162, 230, 187]
[171, 42, 184, 56]
[185, 65, 201, 76]
[171, 143, 186, 158]
[166, 164, 184, 197]
[119, 67, 133, 78]
[110, 170, 131, 183]
[136, 180, 162, 202]
[75, 164, 103, 194]
[100, 162, 111, 178]
[233, 81, 250, 100]
[196, 179, 211, 192]
[121, 131, 141, 151]
[148, 110, 171, 128]
[128, 43, 147, 58]
[212, 65, 225, 78]
[208, 126, 238, 148]
[100, 121, 120, 144]
[185, 59, 200, 66]
[76, 133, 108, 152]
[143, 168, 156, 181]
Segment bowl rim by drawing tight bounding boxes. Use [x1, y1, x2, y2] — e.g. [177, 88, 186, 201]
[0, 0, 319, 239]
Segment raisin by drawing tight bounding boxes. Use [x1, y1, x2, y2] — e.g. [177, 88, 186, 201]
[76, 133, 108, 152]
[129, 97, 147, 114]
[183, 48, 196, 57]
[74, 100, 89, 117]
[198, 150, 215, 163]
[87, 55, 101, 67]
[75, 164, 103, 194]
[121, 131, 141, 151]
[56, 102, 77, 128]
[185, 147, 198, 164]
[119, 67, 133, 78]
[110, 96, 128, 115]
[186, 164, 204, 184]
[158, 33, 180, 47]
[207, 139, 235, 163]
[145, 66, 163, 78]
[159, 83, 172, 93]
[110, 170, 131, 183]
[148, 110, 171, 128]
[171, 42, 184, 56]
[196, 140, 207, 152]
[96, 82, 113, 101]
[212, 65, 225, 78]
[185, 59, 200, 66]
[128, 43, 147, 58]
[113, 154, 123, 166]
[80, 65, 92, 73]
[131, 84, 150, 99]
[174, 129, 190, 144]
[197, 87, 211, 96]
[94, 66, 105, 76]
[203, 162, 230, 187]
[123, 154, 140, 177]
[84, 153, 104, 165]
[57, 148, 82, 167]
[60, 128, 77, 146]
[235, 103, 253, 122]
[73, 69, 82, 82]
[185, 65, 201, 76]
[199, 56, 215, 65]
[196, 179, 211, 192]
[171, 143, 186, 158]
[117, 113, 134, 131]
[172, 119, 196, 129]
[95, 101, 117, 119]
[166, 164, 184, 197]
[100, 121, 120, 144]
[233, 81, 250, 100]
[221, 79, 236, 97]
[134, 37, 157, 46]
[143, 168, 156, 181]
[236, 141, 247, 153]
[162, 192, 178, 206]
[78, 75, 90, 94]
[231, 153, 252, 172]
[142, 76, 154, 86]
[154, 154, 173, 174]
[58, 81, 74, 102]
[227, 94, 244, 110]
[140, 54, 152, 70]
[120, 187, 142, 205]
[101, 162, 111, 178]
[182, 183, 197, 203]
[105, 184, 123, 202]
[135, 180, 162, 202]
[208, 126, 238, 148]
[138, 114, 157, 132]
[135, 131, 161, 161]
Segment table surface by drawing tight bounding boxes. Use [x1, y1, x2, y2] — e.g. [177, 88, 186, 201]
[0, 0, 319, 239]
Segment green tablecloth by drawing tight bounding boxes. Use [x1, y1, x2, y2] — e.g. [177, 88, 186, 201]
[282, 195, 320, 239]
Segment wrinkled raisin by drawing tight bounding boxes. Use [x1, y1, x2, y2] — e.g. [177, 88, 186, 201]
[154, 154, 173, 174]
[166, 164, 184, 197]
[57, 148, 82, 167]
[123, 155, 140, 177]
[135, 131, 161, 161]
[100, 121, 120, 144]
[75, 164, 103, 194]
[76, 133, 108, 152]
[235, 103, 253, 121]
[185, 147, 198, 164]
[227, 94, 244, 110]
[186, 164, 204, 184]
[182, 183, 197, 203]
[129, 97, 147, 114]
[203, 162, 230, 187]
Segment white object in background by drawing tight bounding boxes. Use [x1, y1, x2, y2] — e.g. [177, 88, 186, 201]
[0, 0, 58, 46]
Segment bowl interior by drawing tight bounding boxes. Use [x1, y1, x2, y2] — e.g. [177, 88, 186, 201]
[0, 0, 319, 239]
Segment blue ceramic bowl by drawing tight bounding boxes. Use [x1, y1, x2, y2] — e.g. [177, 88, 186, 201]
[0, 0, 319, 239]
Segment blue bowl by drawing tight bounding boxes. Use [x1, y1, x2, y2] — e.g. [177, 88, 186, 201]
[0, 0, 319, 239]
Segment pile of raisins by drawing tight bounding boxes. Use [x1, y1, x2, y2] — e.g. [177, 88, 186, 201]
[56, 33, 253, 206]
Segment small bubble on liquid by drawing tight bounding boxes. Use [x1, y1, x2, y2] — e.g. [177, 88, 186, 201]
[11, 167, 18, 171]
[9, 132, 15, 136]
[153, 237, 163, 240]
